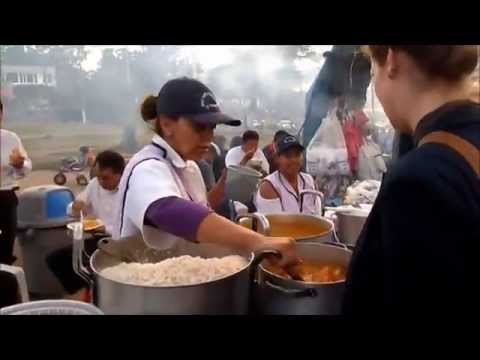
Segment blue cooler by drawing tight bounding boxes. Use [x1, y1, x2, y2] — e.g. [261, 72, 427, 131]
[16, 185, 75, 298]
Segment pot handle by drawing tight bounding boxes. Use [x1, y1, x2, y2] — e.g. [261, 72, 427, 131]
[264, 280, 318, 298]
[251, 249, 282, 269]
[299, 189, 325, 216]
[324, 232, 350, 251]
[235, 212, 271, 235]
[248, 249, 282, 311]
[71, 227, 93, 287]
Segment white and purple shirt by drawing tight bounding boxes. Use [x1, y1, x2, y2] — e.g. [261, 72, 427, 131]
[255, 170, 322, 215]
[112, 135, 211, 249]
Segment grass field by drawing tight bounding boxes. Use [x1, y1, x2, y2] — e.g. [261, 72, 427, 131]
[5, 120, 275, 170]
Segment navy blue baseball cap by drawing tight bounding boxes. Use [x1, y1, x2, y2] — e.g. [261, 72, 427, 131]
[276, 135, 305, 155]
[156, 77, 241, 127]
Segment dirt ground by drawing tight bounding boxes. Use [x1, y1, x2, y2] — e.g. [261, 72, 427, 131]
[17, 169, 87, 195]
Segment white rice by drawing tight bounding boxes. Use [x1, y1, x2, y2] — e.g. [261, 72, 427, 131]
[100, 255, 248, 287]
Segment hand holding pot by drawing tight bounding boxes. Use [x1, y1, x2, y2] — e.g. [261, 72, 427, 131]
[254, 236, 299, 268]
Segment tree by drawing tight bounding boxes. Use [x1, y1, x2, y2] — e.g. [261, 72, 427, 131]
[205, 46, 311, 122]
[1, 45, 90, 121]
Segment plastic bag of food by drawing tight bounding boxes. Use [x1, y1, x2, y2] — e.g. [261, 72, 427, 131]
[306, 109, 350, 176]
[343, 180, 381, 205]
[357, 137, 387, 181]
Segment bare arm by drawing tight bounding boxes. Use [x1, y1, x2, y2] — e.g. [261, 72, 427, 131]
[144, 196, 299, 266]
[197, 212, 298, 266]
[207, 170, 226, 210]
[259, 180, 280, 200]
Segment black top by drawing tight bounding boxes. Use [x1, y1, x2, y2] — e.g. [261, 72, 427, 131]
[342, 101, 480, 315]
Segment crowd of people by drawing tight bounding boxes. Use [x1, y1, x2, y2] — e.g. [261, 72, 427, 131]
[1, 45, 479, 314]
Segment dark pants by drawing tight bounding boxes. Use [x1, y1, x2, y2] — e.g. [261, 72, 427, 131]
[46, 235, 100, 294]
[0, 270, 21, 308]
[0, 190, 18, 265]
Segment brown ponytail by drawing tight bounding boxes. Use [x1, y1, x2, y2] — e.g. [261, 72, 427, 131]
[140, 95, 158, 121]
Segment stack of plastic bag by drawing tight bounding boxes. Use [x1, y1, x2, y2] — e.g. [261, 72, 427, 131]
[306, 109, 350, 177]
[357, 136, 387, 181]
[343, 180, 381, 205]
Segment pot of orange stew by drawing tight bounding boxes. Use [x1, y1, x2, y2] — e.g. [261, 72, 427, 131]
[253, 241, 352, 315]
[237, 213, 334, 243]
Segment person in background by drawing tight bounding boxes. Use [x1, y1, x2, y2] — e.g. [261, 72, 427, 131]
[211, 137, 227, 182]
[229, 135, 243, 150]
[255, 135, 321, 215]
[45, 150, 125, 295]
[343, 45, 480, 315]
[196, 143, 230, 213]
[225, 130, 270, 175]
[46, 150, 126, 298]
[195, 151, 216, 192]
[262, 130, 289, 174]
[0, 99, 32, 265]
[213, 134, 227, 154]
[68, 150, 125, 235]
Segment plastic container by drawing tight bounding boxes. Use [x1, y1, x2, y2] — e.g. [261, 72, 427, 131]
[17, 185, 75, 229]
[0, 300, 104, 315]
[16, 185, 76, 297]
[225, 165, 262, 204]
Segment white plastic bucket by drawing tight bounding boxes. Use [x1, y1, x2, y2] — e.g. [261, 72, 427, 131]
[0, 300, 104, 315]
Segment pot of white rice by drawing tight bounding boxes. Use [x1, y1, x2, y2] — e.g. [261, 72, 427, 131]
[74, 236, 254, 315]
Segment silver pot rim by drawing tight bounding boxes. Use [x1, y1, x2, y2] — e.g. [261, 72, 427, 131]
[336, 211, 369, 219]
[259, 242, 351, 286]
[90, 251, 255, 289]
[258, 213, 335, 241]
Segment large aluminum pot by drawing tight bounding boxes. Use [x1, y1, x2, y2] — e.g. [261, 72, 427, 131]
[237, 212, 334, 243]
[73, 235, 254, 315]
[335, 208, 370, 247]
[253, 242, 352, 315]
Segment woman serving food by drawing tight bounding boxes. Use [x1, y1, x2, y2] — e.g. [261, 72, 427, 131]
[112, 77, 298, 266]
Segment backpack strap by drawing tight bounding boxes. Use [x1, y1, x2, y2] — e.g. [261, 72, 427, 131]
[419, 131, 479, 178]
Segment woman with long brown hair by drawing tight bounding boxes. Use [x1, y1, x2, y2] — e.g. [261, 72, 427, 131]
[343, 46, 480, 314]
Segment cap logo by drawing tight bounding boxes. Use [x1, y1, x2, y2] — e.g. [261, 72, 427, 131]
[284, 136, 296, 143]
[201, 92, 219, 111]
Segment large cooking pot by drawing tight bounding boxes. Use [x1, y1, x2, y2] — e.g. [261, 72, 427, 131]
[253, 242, 352, 315]
[73, 235, 256, 315]
[334, 208, 370, 247]
[237, 212, 334, 243]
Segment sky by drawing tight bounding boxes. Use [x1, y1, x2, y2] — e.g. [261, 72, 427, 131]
[82, 45, 331, 73]
[81, 45, 332, 93]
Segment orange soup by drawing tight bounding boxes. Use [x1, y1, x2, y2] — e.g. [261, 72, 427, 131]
[264, 260, 346, 283]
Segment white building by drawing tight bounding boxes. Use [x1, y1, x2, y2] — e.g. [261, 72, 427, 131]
[1, 65, 56, 87]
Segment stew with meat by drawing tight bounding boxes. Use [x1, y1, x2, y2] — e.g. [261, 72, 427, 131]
[264, 259, 346, 283]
